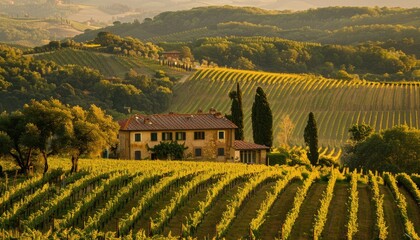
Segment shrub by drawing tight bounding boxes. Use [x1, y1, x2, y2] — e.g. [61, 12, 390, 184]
[267, 152, 288, 166]
[288, 149, 311, 166]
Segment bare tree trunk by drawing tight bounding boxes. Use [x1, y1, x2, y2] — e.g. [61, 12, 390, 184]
[42, 152, 48, 175]
[23, 148, 33, 176]
[71, 155, 79, 173]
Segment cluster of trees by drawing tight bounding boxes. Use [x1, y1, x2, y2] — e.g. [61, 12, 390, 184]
[33, 32, 163, 59]
[97, 69, 174, 114]
[92, 32, 162, 58]
[0, 44, 175, 117]
[231, 84, 321, 166]
[343, 124, 420, 174]
[188, 37, 419, 81]
[32, 39, 83, 53]
[0, 99, 119, 175]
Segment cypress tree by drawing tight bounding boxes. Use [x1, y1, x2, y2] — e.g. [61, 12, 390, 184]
[229, 82, 244, 140]
[251, 87, 273, 148]
[304, 112, 319, 165]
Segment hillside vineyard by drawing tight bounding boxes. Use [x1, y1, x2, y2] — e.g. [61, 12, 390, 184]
[0, 159, 419, 239]
[170, 68, 420, 147]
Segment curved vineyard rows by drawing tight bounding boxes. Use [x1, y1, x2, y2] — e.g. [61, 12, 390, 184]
[170, 68, 420, 147]
[33, 49, 188, 78]
[1, 158, 419, 239]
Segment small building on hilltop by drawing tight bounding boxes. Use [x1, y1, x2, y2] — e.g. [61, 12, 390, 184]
[161, 50, 181, 60]
[117, 110, 269, 164]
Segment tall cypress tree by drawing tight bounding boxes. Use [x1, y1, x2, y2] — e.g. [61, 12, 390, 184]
[229, 82, 244, 140]
[304, 112, 319, 165]
[252, 87, 273, 147]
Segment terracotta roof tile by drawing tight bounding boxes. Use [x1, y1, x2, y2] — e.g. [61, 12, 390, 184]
[234, 140, 270, 150]
[119, 113, 237, 131]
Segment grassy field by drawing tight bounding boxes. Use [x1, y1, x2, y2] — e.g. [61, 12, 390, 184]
[34, 48, 190, 79]
[0, 158, 419, 239]
[169, 68, 420, 148]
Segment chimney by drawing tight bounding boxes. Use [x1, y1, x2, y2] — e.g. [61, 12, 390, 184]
[197, 109, 203, 114]
[214, 112, 223, 118]
[209, 107, 216, 114]
[144, 118, 152, 124]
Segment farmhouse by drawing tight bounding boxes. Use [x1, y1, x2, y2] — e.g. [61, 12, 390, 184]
[161, 50, 181, 60]
[118, 110, 269, 164]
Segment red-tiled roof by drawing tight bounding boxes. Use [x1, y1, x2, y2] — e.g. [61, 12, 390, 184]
[162, 51, 181, 54]
[119, 113, 237, 131]
[234, 140, 270, 150]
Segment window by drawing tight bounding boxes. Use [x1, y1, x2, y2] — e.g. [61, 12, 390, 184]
[151, 132, 158, 141]
[240, 150, 256, 164]
[134, 133, 141, 142]
[162, 132, 173, 141]
[134, 151, 141, 160]
[218, 148, 225, 156]
[218, 131, 225, 140]
[176, 132, 186, 141]
[195, 148, 202, 157]
[194, 131, 205, 140]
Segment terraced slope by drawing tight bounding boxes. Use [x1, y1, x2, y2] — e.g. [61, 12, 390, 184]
[170, 68, 420, 147]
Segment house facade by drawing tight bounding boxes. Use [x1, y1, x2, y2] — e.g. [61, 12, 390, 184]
[118, 111, 269, 164]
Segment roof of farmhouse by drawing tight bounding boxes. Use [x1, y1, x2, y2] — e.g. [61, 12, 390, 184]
[118, 111, 238, 131]
[234, 140, 270, 150]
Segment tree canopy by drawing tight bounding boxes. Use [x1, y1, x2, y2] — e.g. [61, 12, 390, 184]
[229, 82, 244, 140]
[0, 99, 119, 174]
[0, 44, 175, 117]
[304, 112, 319, 165]
[343, 125, 420, 174]
[252, 87, 273, 148]
[348, 123, 374, 142]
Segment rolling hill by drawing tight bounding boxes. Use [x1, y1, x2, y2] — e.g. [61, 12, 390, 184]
[169, 68, 420, 147]
[33, 48, 189, 79]
[0, 15, 98, 47]
[73, 6, 420, 45]
[0, 158, 419, 239]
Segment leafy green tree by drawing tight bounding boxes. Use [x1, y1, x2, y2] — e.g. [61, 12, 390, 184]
[231, 57, 255, 70]
[343, 125, 420, 174]
[22, 99, 73, 174]
[229, 82, 244, 140]
[64, 105, 119, 173]
[252, 87, 273, 148]
[0, 111, 40, 174]
[180, 46, 193, 60]
[304, 112, 319, 165]
[348, 123, 374, 142]
[148, 141, 187, 160]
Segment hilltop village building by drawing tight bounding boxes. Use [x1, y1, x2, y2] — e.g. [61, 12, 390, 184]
[118, 110, 269, 164]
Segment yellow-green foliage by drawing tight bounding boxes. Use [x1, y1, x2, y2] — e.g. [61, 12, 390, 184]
[312, 169, 338, 239]
[369, 174, 388, 240]
[384, 173, 420, 239]
[347, 171, 359, 240]
[396, 173, 420, 205]
[170, 68, 420, 147]
[280, 169, 319, 239]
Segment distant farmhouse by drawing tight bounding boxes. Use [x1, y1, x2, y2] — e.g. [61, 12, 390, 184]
[161, 50, 181, 60]
[118, 109, 269, 164]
